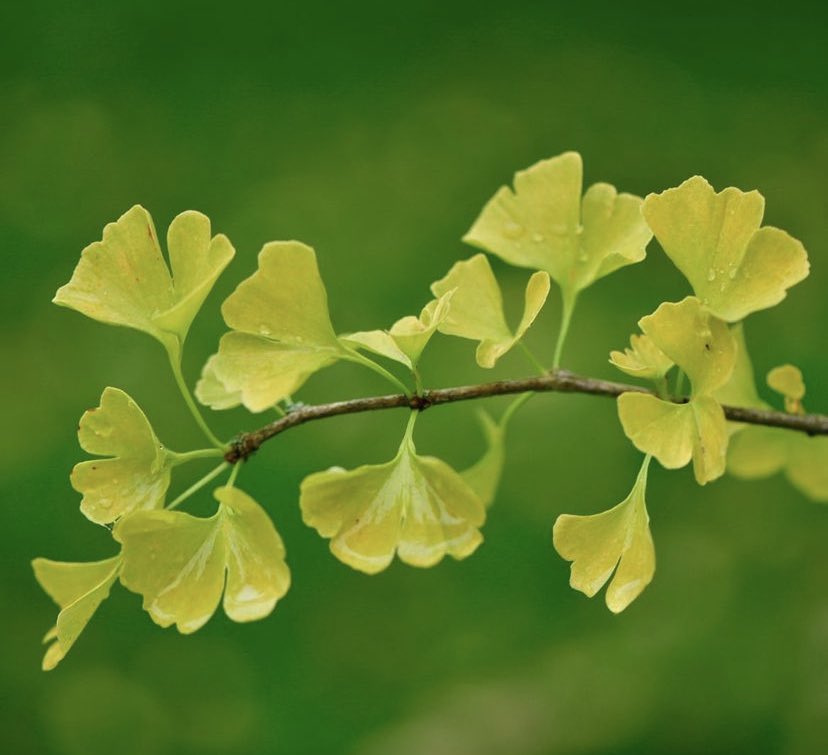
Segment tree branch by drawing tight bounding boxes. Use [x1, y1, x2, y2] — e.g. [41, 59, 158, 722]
[225, 368, 828, 463]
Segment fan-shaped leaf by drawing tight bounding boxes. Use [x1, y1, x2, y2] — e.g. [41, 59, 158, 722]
[53, 206, 234, 355]
[115, 486, 290, 633]
[643, 176, 809, 321]
[201, 242, 348, 411]
[32, 556, 121, 670]
[463, 152, 651, 299]
[430, 253, 550, 368]
[300, 423, 486, 574]
[553, 458, 654, 613]
[71, 387, 171, 524]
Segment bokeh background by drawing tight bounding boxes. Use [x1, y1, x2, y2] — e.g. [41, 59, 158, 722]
[2, 2, 827, 753]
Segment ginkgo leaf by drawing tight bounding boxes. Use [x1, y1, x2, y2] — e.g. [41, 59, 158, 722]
[70, 387, 172, 524]
[643, 176, 809, 322]
[617, 394, 728, 484]
[727, 363, 828, 501]
[713, 324, 763, 410]
[115, 486, 290, 633]
[463, 152, 651, 300]
[341, 291, 453, 370]
[430, 253, 550, 368]
[194, 355, 244, 410]
[729, 427, 828, 502]
[201, 334, 339, 413]
[553, 457, 654, 613]
[767, 364, 805, 413]
[617, 297, 734, 484]
[202, 241, 349, 412]
[32, 556, 121, 670]
[300, 418, 486, 574]
[609, 334, 674, 381]
[53, 206, 235, 356]
[638, 296, 735, 396]
[461, 410, 508, 508]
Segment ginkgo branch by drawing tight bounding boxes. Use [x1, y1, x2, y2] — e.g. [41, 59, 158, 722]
[225, 368, 828, 463]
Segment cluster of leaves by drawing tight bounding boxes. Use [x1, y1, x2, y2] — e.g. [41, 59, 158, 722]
[35, 152, 819, 670]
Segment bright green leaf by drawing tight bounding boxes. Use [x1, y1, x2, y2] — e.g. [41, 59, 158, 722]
[70, 387, 171, 524]
[553, 457, 654, 613]
[53, 206, 235, 355]
[32, 556, 121, 670]
[430, 253, 550, 368]
[609, 334, 673, 381]
[115, 486, 290, 633]
[463, 152, 651, 300]
[201, 241, 347, 411]
[642, 176, 809, 322]
[341, 291, 453, 370]
[461, 410, 509, 508]
[300, 419, 486, 574]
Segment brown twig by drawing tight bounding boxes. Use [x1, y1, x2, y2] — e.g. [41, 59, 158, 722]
[224, 369, 828, 463]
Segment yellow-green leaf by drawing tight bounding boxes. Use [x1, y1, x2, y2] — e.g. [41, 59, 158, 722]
[341, 291, 453, 370]
[727, 425, 788, 479]
[617, 393, 727, 484]
[714, 324, 763, 410]
[300, 424, 486, 574]
[609, 334, 674, 381]
[722, 344, 828, 501]
[461, 410, 508, 508]
[638, 296, 735, 397]
[642, 176, 809, 322]
[115, 486, 290, 633]
[767, 364, 805, 413]
[553, 458, 654, 613]
[32, 556, 121, 670]
[729, 426, 828, 502]
[201, 333, 338, 413]
[430, 253, 550, 368]
[202, 241, 347, 411]
[194, 355, 243, 410]
[617, 298, 733, 484]
[70, 387, 171, 524]
[463, 152, 651, 299]
[53, 206, 234, 355]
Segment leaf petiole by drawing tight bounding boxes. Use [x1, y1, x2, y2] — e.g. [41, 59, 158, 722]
[518, 341, 548, 376]
[553, 289, 578, 369]
[167, 461, 230, 510]
[167, 348, 226, 450]
[343, 349, 412, 396]
[168, 448, 226, 466]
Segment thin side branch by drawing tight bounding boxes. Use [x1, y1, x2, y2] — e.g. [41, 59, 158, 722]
[225, 368, 828, 463]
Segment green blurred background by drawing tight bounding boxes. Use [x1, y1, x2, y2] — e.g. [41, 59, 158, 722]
[3, 2, 827, 753]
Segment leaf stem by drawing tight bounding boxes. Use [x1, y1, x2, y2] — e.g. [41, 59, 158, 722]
[518, 341, 548, 376]
[553, 290, 578, 369]
[673, 369, 687, 399]
[167, 462, 229, 510]
[501, 391, 533, 426]
[227, 462, 241, 488]
[168, 350, 225, 450]
[344, 350, 412, 396]
[168, 448, 226, 466]
[225, 368, 828, 463]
